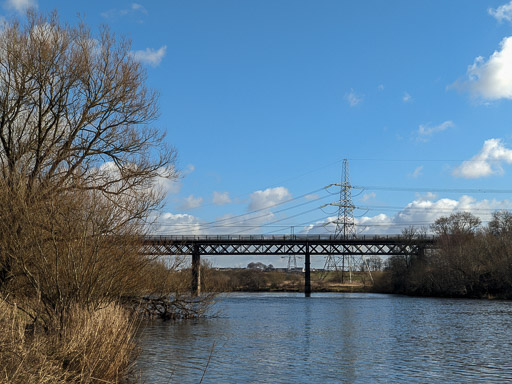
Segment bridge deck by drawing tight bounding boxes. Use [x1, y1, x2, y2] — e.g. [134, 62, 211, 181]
[142, 235, 435, 256]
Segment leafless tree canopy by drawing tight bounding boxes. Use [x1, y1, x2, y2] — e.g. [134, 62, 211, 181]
[0, 11, 180, 324]
[0, 11, 175, 201]
[380, 212, 512, 299]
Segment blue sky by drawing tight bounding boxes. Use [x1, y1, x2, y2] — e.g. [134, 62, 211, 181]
[7, 0, 512, 248]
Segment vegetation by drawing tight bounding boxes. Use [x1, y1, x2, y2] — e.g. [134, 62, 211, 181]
[0, 301, 137, 383]
[0, 11, 210, 383]
[202, 267, 374, 293]
[376, 211, 512, 299]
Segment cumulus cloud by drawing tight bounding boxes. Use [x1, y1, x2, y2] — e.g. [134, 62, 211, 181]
[154, 211, 267, 236]
[344, 89, 363, 107]
[453, 138, 512, 178]
[416, 192, 438, 201]
[409, 165, 424, 178]
[403, 92, 412, 103]
[213, 191, 231, 206]
[130, 46, 167, 67]
[489, 1, 512, 22]
[4, 0, 36, 13]
[154, 212, 203, 235]
[305, 193, 319, 201]
[249, 187, 291, 211]
[304, 195, 512, 235]
[179, 195, 203, 210]
[416, 120, 454, 142]
[452, 36, 512, 100]
[303, 216, 338, 235]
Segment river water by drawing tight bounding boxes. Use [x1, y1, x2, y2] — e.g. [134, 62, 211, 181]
[135, 293, 512, 383]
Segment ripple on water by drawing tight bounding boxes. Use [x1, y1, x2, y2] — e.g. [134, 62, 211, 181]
[135, 293, 512, 383]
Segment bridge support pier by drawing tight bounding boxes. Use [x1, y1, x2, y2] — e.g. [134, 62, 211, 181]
[305, 244, 311, 297]
[191, 245, 201, 296]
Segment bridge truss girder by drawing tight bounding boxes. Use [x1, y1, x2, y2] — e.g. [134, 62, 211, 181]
[141, 236, 433, 257]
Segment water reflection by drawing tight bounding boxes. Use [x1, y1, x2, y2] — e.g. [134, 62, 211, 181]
[136, 293, 512, 383]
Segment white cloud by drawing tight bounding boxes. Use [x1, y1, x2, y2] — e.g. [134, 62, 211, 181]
[344, 89, 363, 107]
[182, 164, 195, 175]
[409, 165, 424, 178]
[402, 92, 412, 103]
[131, 3, 147, 14]
[304, 195, 512, 235]
[302, 217, 334, 235]
[153, 211, 270, 236]
[130, 46, 167, 67]
[213, 191, 231, 206]
[4, 0, 36, 13]
[305, 193, 319, 201]
[150, 164, 194, 198]
[154, 212, 202, 235]
[93, 162, 180, 200]
[489, 1, 512, 22]
[102, 3, 147, 19]
[179, 194, 203, 210]
[453, 36, 512, 100]
[416, 120, 454, 142]
[453, 138, 512, 178]
[249, 187, 291, 211]
[416, 192, 437, 201]
[361, 192, 376, 202]
[378, 84, 385, 91]
[152, 171, 181, 195]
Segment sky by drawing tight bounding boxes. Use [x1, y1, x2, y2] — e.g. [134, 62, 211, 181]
[5, 0, 512, 265]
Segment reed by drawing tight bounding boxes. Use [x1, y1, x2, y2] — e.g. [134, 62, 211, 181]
[0, 300, 138, 384]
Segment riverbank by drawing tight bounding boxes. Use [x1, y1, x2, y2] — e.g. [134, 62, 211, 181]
[202, 268, 379, 293]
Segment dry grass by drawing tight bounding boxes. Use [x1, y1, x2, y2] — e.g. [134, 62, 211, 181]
[0, 300, 138, 383]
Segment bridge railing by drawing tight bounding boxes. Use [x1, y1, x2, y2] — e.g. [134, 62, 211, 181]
[144, 234, 436, 242]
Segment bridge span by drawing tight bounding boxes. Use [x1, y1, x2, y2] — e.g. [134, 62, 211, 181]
[142, 235, 435, 297]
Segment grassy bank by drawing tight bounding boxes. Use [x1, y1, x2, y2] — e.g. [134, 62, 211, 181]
[202, 268, 379, 293]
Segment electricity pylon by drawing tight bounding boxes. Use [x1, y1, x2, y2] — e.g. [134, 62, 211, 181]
[324, 159, 373, 283]
[324, 159, 355, 282]
[283, 226, 299, 271]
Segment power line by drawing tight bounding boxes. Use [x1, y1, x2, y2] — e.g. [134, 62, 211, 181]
[155, 189, 332, 233]
[202, 187, 327, 226]
[353, 185, 512, 194]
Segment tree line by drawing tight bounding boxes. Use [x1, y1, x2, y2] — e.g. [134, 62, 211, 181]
[378, 211, 512, 299]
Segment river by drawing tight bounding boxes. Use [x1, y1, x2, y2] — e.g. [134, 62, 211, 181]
[135, 293, 512, 383]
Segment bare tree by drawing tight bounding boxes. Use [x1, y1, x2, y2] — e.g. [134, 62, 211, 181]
[0, 11, 178, 323]
[431, 212, 481, 237]
[488, 210, 512, 237]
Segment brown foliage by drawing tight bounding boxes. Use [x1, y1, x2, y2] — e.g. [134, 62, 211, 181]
[0, 10, 216, 382]
[0, 10, 183, 325]
[383, 212, 512, 299]
[0, 299, 138, 383]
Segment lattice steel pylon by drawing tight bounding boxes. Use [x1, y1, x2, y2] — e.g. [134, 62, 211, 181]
[324, 159, 373, 283]
[323, 159, 354, 281]
[287, 255, 298, 271]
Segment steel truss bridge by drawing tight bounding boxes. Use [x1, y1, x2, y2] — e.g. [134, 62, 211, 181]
[142, 235, 435, 296]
